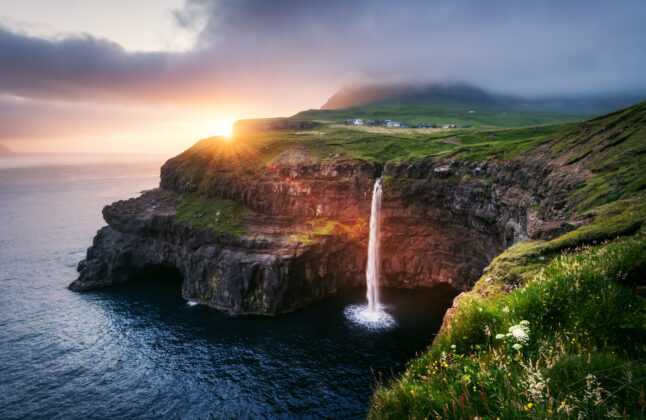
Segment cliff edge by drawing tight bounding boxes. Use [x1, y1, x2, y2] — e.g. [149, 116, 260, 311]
[71, 102, 645, 321]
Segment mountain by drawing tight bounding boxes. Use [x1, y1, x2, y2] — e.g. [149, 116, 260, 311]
[0, 144, 12, 154]
[321, 82, 644, 115]
[321, 83, 505, 110]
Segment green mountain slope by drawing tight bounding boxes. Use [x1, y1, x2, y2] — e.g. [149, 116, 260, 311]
[368, 102, 646, 418]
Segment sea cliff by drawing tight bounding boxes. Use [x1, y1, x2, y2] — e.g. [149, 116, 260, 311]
[68, 103, 644, 316]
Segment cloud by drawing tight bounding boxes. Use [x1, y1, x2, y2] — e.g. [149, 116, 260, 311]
[1, 0, 645, 106]
[1, 0, 646, 151]
[181, 0, 646, 97]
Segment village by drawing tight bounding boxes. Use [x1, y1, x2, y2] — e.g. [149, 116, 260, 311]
[343, 118, 471, 129]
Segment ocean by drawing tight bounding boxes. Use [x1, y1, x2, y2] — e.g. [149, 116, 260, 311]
[0, 155, 453, 419]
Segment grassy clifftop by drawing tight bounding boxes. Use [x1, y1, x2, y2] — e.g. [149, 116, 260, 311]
[368, 102, 646, 418]
[294, 104, 590, 128]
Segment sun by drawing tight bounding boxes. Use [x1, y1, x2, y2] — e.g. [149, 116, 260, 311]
[211, 119, 235, 137]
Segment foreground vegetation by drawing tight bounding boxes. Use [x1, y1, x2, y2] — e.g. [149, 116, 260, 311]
[370, 213, 646, 418]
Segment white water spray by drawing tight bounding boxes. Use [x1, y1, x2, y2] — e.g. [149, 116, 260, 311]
[343, 177, 395, 330]
[366, 177, 382, 312]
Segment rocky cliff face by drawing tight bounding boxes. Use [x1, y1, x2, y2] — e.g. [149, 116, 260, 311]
[70, 133, 588, 315]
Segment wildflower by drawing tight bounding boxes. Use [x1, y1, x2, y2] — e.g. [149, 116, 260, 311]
[512, 343, 523, 351]
[507, 322, 530, 344]
[451, 344, 456, 350]
[502, 306, 509, 313]
[527, 403, 533, 408]
[410, 389, 415, 396]
[495, 334, 506, 340]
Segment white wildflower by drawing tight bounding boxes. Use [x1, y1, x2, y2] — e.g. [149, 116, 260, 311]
[512, 343, 523, 351]
[508, 322, 530, 344]
[502, 306, 509, 313]
[495, 320, 531, 345]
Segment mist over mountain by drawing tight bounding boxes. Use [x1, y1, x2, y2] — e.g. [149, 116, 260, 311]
[321, 83, 644, 115]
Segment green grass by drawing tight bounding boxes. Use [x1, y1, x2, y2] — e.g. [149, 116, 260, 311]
[291, 217, 368, 245]
[227, 123, 569, 166]
[172, 102, 645, 179]
[370, 231, 646, 419]
[466, 195, 646, 302]
[175, 193, 247, 236]
[545, 102, 646, 211]
[293, 104, 592, 128]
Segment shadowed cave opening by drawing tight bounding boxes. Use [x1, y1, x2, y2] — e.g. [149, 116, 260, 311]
[130, 264, 183, 284]
[125, 264, 185, 299]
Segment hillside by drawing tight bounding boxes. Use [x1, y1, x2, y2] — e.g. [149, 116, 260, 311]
[321, 83, 505, 110]
[369, 102, 646, 418]
[321, 82, 643, 115]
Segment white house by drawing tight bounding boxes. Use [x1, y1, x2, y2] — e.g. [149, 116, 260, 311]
[354, 119, 364, 125]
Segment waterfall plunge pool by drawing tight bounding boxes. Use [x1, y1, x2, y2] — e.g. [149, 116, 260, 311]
[85, 280, 458, 417]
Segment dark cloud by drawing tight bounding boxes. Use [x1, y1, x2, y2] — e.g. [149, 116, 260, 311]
[1, 0, 646, 109]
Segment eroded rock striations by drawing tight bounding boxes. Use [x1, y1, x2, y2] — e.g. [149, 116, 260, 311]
[70, 132, 588, 315]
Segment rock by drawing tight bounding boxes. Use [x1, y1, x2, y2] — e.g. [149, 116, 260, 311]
[433, 165, 452, 177]
[71, 131, 594, 315]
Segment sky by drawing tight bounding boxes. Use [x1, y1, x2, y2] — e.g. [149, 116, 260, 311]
[1, 0, 645, 154]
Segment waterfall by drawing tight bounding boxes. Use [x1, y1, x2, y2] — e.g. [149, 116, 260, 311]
[343, 176, 394, 329]
[366, 177, 382, 312]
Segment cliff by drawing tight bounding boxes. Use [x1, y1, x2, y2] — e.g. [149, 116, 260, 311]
[369, 102, 646, 418]
[71, 102, 645, 320]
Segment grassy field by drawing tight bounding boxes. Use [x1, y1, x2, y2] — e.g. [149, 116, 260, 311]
[292, 104, 593, 128]
[233, 122, 570, 166]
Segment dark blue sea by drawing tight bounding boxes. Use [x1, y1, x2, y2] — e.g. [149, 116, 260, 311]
[0, 155, 455, 419]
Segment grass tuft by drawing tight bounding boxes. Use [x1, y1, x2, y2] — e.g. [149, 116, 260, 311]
[175, 193, 247, 236]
